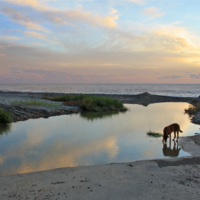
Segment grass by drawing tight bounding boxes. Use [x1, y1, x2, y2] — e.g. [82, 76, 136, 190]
[13, 100, 60, 107]
[43, 94, 127, 112]
[0, 108, 12, 124]
[147, 131, 163, 138]
[184, 103, 200, 116]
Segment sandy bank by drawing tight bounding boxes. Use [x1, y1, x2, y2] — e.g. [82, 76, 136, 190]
[0, 135, 200, 199]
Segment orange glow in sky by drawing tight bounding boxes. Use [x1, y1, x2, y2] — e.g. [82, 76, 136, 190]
[0, 0, 200, 83]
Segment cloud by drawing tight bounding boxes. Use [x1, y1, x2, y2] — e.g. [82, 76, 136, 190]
[0, 4, 119, 30]
[24, 31, 45, 39]
[190, 74, 200, 79]
[1, 67, 71, 83]
[102, 28, 190, 53]
[109, 8, 118, 14]
[101, 21, 200, 56]
[0, 35, 22, 41]
[1, 0, 41, 8]
[157, 75, 182, 79]
[126, 0, 145, 5]
[0, 6, 49, 32]
[45, 9, 119, 28]
[0, 39, 198, 84]
[142, 7, 165, 18]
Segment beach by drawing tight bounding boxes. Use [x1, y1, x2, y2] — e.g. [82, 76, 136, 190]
[0, 92, 200, 199]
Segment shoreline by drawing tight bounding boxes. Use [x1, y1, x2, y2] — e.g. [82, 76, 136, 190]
[0, 91, 200, 124]
[0, 91, 200, 199]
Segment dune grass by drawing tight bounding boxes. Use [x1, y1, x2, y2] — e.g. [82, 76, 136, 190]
[0, 108, 12, 123]
[43, 94, 127, 112]
[184, 103, 200, 116]
[13, 100, 60, 107]
[147, 131, 162, 138]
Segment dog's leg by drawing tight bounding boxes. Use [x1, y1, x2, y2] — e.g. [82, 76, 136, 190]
[172, 131, 176, 141]
[173, 141, 176, 150]
[176, 131, 179, 142]
[174, 131, 176, 140]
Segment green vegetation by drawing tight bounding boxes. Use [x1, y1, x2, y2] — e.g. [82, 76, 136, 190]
[43, 94, 127, 112]
[147, 131, 162, 138]
[0, 108, 12, 124]
[0, 123, 11, 135]
[184, 103, 200, 116]
[13, 100, 60, 107]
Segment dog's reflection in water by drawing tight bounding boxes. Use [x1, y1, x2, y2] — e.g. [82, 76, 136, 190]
[162, 140, 181, 157]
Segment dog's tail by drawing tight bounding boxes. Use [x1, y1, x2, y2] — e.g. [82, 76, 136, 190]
[180, 129, 183, 133]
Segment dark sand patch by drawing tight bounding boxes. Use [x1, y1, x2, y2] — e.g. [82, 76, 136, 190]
[189, 134, 200, 146]
[155, 156, 200, 168]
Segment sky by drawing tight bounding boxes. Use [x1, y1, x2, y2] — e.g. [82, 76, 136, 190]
[0, 0, 200, 84]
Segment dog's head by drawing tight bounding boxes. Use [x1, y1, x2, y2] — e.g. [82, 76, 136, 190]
[162, 133, 168, 143]
[163, 135, 168, 142]
[162, 127, 169, 143]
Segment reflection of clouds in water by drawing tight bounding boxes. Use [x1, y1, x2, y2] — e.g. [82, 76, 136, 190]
[0, 103, 196, 175]
[1, 118, 119, 174]
[0, 156, 5, 165]
[142, 146, 160, 158]
[13, 136, 118, 174]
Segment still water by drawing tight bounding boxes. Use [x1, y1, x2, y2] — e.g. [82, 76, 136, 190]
[0, 103, 199, 176]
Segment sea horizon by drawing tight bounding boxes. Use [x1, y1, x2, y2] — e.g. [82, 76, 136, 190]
[0, 83, 200, 98]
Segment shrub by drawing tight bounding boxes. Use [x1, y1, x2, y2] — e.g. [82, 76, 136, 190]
[43, 94, 127, 112]
[147, 131, 162, 138]
[0, 108, 12, 123]
[79, 96, 126, 112]
[184, 103, 200, 116]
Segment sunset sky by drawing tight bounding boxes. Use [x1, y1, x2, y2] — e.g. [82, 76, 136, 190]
[0, 0, 200, 84]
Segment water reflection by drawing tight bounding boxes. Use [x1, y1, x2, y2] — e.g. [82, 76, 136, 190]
[0, 103, 198, 176]
[162, 141, 181, 157]
[80, 111, 121, 121]
[0, 124, 11, 135]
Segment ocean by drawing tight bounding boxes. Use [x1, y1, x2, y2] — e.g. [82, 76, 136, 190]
[0, 83, 199, 97]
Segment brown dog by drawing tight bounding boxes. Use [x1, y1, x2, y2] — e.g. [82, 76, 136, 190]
[163, 123, 183, 142]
